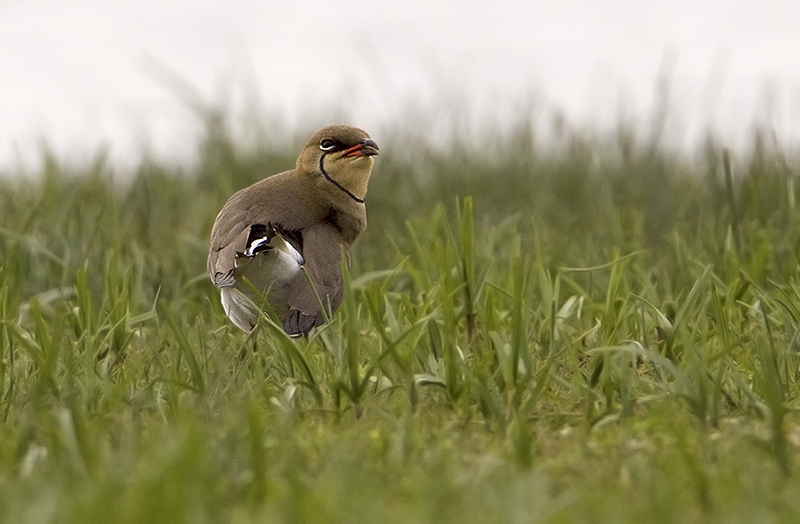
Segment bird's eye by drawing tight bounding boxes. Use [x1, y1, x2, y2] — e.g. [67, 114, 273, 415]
[319, 139, 336, 151]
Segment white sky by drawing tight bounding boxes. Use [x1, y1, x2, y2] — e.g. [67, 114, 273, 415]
[2, 0, 799, 171]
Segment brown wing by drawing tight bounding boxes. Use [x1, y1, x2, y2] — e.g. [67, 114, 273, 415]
[207, 172, 322, 288]
[282, 222, 350, 336]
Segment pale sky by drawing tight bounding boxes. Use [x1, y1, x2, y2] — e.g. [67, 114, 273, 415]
[2, 0, 799, 171]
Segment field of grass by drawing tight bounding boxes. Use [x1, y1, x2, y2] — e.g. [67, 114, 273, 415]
[2, 116, 800, 523]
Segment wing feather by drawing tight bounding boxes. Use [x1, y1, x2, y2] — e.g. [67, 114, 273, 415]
[282, 223, 349, 335]
[207, 171, 320, 288]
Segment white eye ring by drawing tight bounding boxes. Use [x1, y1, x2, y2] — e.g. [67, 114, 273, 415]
[319, 139, 336, 151]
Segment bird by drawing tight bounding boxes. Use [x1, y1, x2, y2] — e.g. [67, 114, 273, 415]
[207, 125, 379, 336]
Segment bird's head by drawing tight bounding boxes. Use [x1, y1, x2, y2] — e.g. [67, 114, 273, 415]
[297, 125, 379, 203]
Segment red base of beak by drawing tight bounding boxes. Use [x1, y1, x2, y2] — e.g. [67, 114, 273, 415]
[343, 140, 379, 158]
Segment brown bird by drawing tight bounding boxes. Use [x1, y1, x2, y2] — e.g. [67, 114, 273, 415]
[207, 125, 379, 335]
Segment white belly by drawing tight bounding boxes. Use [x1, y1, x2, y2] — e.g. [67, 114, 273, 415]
[220, 244, 303, 331]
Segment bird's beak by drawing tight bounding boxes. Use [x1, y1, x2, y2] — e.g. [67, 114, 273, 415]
[343, 139, 380, 158]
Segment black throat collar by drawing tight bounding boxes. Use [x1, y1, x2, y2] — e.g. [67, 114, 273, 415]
[319, 154, 365, 204]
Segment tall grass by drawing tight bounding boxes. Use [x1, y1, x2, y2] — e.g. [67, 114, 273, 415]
[1, 112, 800, 522]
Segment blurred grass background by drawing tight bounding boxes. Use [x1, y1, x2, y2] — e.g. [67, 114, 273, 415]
[2, 102, 800, 522]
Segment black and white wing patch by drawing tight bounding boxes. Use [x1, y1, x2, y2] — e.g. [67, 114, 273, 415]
[237, 223, 305, 265]
[242, 224, 273, 257]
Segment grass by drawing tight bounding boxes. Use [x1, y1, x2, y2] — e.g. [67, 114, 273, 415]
[2, 115, 800, 522]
